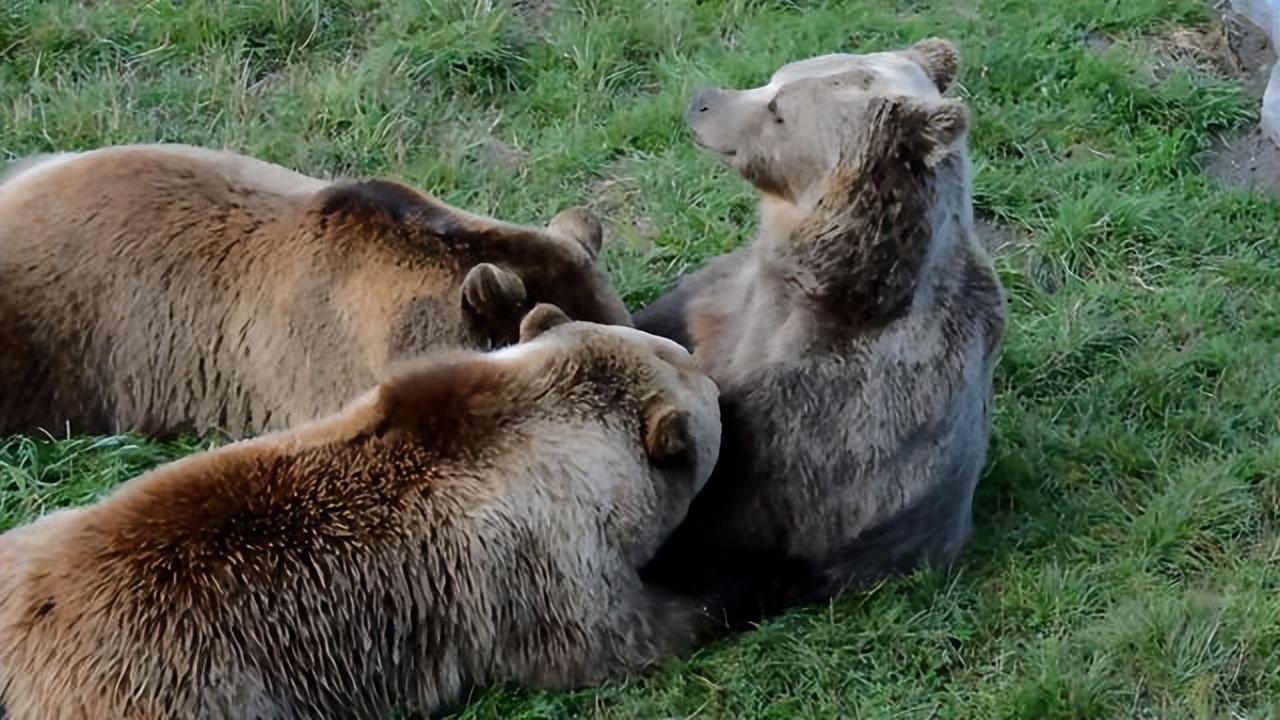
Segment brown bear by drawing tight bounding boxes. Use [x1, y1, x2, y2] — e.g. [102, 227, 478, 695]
[635, 40, 1007, 623]
[0, 144, 631, 437]
[0, 305, 720, 720]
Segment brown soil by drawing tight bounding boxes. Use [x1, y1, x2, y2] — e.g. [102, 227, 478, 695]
[1085, 30, 1116, 56]
[1205, 126, 1280, 190]
[1202, 0, 1280, 192]
[974, 217, 1065, 294]
[1085, 17, 1251, 84]
[590, 159, 658, 248]
[479, 137, 529, 172]
[510, 0, 560, 41]
[1212, 0, 1276, 97]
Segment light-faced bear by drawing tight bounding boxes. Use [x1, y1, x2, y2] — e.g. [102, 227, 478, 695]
[0, 305, 720, 720]
[636, 40, 1007, 624]
[0, 144, 631, 437]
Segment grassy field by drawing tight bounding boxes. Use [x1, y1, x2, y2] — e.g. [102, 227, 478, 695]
[2, 0, 1279, 717]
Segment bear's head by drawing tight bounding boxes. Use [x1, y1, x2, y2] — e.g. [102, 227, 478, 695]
[312, 181, 633, 352]
[685, 38, 966, 210]
[510, 304, 721, 564]
[459, 207, 634, 348]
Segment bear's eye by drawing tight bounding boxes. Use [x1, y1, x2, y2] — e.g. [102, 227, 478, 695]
[767, 97, 783, 124]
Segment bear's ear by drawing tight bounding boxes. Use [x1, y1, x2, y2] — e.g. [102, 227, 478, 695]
[643, 400, 693, 466]
[892, 97, 968, 168]
[462, 263, 528, 322]
[906, 38, 959, 93]
[918, 99, 967, 167]
[547, 207, 604, 261]
[519, 303, 572, 342]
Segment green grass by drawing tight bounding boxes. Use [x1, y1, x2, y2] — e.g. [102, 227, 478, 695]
[3, 0, 1279, 716]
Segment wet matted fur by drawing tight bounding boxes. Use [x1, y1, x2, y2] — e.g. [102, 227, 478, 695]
[636, 40, 1007, 624]
[0, 144, 631, 437]
[0, 307, 719, 719]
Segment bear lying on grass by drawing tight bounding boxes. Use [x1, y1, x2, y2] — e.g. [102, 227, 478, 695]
[0, 305, 719, 720]
[0, 145, 630, 437]
[637, 39, 1007, 623]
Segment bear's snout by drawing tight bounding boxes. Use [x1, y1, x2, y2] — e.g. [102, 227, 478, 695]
[687, 86, 728, 124]
[686, 86, 739, 156]
[688, 86, 724, 114]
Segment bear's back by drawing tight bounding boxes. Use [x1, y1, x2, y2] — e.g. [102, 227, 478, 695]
[0, 146, 465, 436]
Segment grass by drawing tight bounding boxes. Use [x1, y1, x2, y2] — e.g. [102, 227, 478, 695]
[2, 0, 1279, 716]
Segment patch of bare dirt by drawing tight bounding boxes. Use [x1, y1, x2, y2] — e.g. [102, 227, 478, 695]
[479, 137, 529, 173]
[1083, 6, 1271, 89]
[1154, 24, 1241, 79]
[510, 0, 560, 41]
[974, 217, 1064, 294]
[1088, 23, 1242, 83]
[1205, 126, 1280, 190]
[590, 159, 658, 248]
[1202, 0, 1280, 192]
[1212, 0, 1276, 97]
[1084, 30, 1116, 56]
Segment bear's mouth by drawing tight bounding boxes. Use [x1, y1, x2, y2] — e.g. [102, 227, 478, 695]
[692, 134, 736, 157]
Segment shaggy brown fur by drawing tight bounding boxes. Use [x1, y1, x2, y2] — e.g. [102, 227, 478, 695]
[0, 306, 720, 720]
[0, 144, 631, 437]
[636, 40, 1007, 623]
